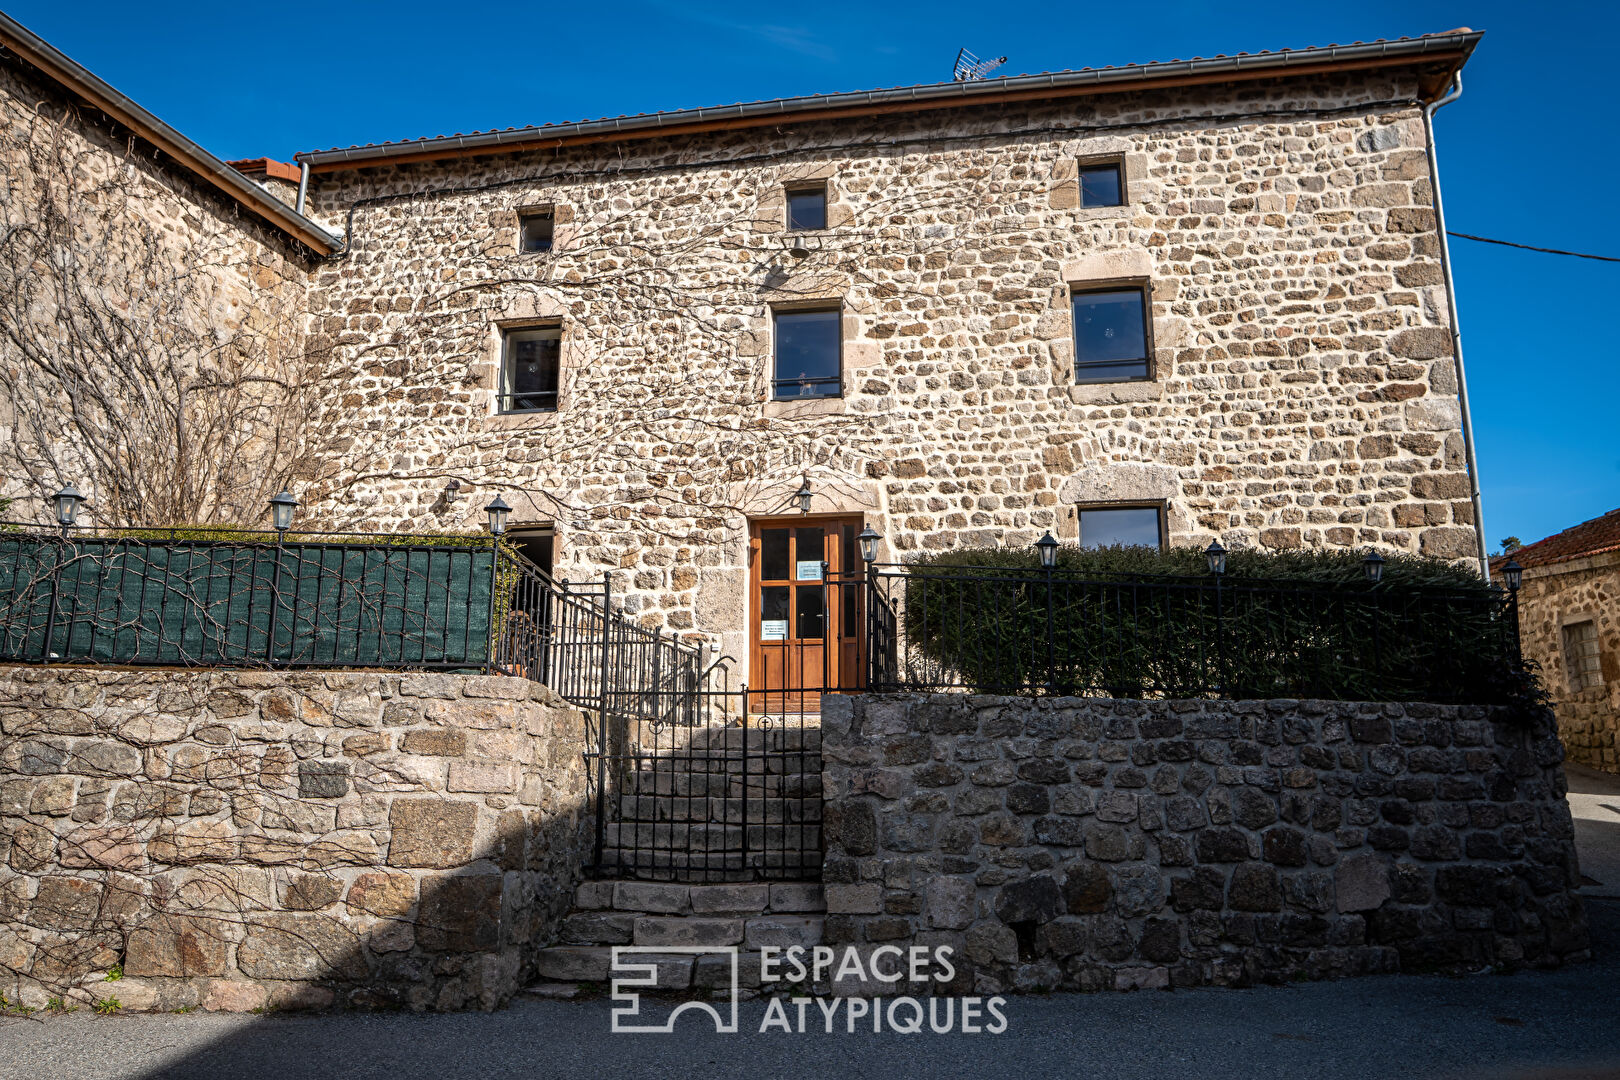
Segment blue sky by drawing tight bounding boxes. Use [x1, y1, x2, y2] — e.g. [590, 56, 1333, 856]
[8, 0, 1616, 549]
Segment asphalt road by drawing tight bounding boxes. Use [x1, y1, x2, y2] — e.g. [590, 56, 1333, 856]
[7, 773, 1620, 1080]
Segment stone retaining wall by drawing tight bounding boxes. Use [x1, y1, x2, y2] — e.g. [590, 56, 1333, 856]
[821, 694, 1588, 993]
[0, 666, 589, 1011]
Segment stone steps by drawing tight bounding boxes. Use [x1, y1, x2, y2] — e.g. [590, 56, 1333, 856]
[527, 881, 825, 996]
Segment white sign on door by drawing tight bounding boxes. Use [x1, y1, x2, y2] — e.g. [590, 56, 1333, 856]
[795, 561, 823, 581]
[761, 619, 788, 641]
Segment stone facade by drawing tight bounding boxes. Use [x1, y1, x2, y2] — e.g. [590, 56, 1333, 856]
[820, 693, 1587, 993]
[0, 53, 315, 525]
[294, 67, 1478, 674]
[0, 667, 589, 1011]
[1512, 551, 1620, 772]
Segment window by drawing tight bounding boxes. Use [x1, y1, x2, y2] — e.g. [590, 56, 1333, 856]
[1072, 285, 1151, 382]
[773, 308, 841, 399]
[1078, 505, 1164, 550]
[1563, 620, 1603, 693]
[520, 211, 554, 253]
[786, 185, 827, 231]
[499, 326, 561, 412]
[1078, 162, 1124, 208]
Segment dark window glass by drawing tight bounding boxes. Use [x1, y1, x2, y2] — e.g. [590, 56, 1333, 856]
[773, 309, 841, 398]
[761, 529, 790, 581]
[520, 212, 554, 253]
[1079, 164, 1123, 208]
[503, 329, 560, 412]
[795, 585, 825, 639]
[1072, 288, 1148, 382]
[787, 187, 827, 231]
[761, 585, 789, 624]
[1078, 507, 1162, 549]
[794, 527, 824, 576]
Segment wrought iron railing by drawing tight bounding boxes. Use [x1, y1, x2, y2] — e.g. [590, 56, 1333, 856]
[858, 561, 1525, 705]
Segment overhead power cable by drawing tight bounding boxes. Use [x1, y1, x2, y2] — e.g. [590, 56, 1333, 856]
[1448, 231, 1620, 263]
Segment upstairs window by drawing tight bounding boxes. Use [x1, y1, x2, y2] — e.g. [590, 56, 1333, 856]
[1078, 505, 1164, 550]
[786, 184, 827, 231]
[1072, 284, 1151, 382]
[520, 210, 554, 253]
[1564, 619, 1603, 693]
[500, 326, 561, 413]
[1078, 162, 1124, 208]
[773, 308, 841, 399]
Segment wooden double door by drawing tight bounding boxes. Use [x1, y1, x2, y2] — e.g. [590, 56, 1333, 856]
[748, 516, 866, 715]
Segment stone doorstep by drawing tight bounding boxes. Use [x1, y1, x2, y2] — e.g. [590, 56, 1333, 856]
[530, 937, 827, 994]
[579, 881, 825, 914]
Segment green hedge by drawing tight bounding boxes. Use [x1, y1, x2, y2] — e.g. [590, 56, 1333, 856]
[898, 545, 1529, 704]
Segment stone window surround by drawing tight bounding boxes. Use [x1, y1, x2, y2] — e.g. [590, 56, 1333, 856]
[756, 163, 851, 234]
[480, 315, 575, 429]
[768, 299, 844, 400]
[493, 202, 576, 257]
[784, 180, 829, 232]
[1075, 153, 1128, 209]
[1561, 612, 1605, 692]
[1067, 276, 1157, 385]
[516, 204, 556, 254]
[1076, 499, 1168, 551]
[1057, 247, 1175, 406]
[1048, 147, 1148, 219]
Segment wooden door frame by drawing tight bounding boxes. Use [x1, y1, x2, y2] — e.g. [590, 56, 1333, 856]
[747, 514, 866, 708]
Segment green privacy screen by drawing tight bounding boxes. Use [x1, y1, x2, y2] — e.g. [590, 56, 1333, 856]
[0, 534, 495, 668]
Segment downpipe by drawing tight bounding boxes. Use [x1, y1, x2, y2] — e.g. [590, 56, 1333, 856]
[1422, 74, 1491, 581]
[295, 161, 309, 216]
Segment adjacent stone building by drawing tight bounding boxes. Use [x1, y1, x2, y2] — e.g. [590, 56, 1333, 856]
[0, 15, 1488, 687]
[1497, 509, 1620, 772]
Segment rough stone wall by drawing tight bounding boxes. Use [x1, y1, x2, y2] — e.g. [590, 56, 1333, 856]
[0, 55, 313, 525]
[0, 667, 590, 1012]
[1514, 554, 1620, 772]
[298, 68, 1477, 670]
[820, 693, 1586, 993]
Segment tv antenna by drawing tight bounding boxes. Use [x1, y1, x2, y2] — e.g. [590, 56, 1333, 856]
[952, 48, 1007, 82]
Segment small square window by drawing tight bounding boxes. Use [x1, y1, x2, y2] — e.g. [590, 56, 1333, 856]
[773, 308, 841, 399]
[500, 326, 561, 413]
[1072, 285, 1151, 382]
[1078, 506, 1163, 550]
[1079, 163, 1124, 208]
[520, 211, 554, 253]
[1563, 619, 1603, 693]
[786, 185, 827, 231]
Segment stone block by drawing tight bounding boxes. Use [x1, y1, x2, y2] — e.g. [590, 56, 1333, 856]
[743, 916, 823, 948]
[202, 980, 270, 1013]
[30, 876, 103, 930]
[825, 883, 882, 914]
[281, 873, 343, 911]
[298, 760, 350, 799]
[533, 946, 611, 981]
[238, 912, 367, 980]
[416, 874, 503, 951]
[127, 915, 229, 977]
[387, 798, 479, 868]
[926, 876, 976, 929]
[768, 883, 826, 912]
[346, 872, 417, 917]
[447, 760, 518, 794]
[689, 883, 769, 914]
[632, 916, 742, 947]
[613, 881, 690, 914]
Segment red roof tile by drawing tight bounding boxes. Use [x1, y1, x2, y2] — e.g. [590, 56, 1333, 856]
[1492, 508, 1620, 572]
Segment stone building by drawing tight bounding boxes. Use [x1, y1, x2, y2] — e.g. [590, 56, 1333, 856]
[0, 15, 1488, 693]
[1496, 509, 1620, 772]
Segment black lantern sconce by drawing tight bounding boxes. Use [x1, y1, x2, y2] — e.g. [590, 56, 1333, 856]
[1205, 540, 1228, 576]
[1035, 531, 1059, 570]
[858, 525, 881, 564]
[1362, 549, 1386, 585]
[268, 490, 298, 533]
[484, 495, 511, 536]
